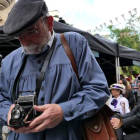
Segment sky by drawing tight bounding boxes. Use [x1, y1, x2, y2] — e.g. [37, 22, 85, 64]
[46, 0, 140, 34]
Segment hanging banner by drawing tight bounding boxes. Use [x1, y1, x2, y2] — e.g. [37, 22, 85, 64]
[128, 10, 132, 16]
[121, 14, 125, 20]
[110, 20, 113, 24]
[88, 30, 91, 33]
[100, 24, 103, 28]
[133, 8, 137, 14]
[95, 27, 98, 30]
[115, 17, 119, 23]
[104, 23, 106, 27]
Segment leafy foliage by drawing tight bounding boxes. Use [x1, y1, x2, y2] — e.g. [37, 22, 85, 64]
[107, 14, 140, 75]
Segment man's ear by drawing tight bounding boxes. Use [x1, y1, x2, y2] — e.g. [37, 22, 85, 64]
[47, 16, 53, 31]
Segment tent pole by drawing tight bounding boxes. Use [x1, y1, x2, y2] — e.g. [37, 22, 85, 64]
[118, 57, 120, 82]
[115, 57, 118, 83]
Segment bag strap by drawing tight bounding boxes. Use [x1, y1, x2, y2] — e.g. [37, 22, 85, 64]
[60, 34, 80, 81]
[12, 54, 27, 103]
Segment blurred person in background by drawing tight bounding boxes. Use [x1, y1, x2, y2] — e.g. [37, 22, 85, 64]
[120, 74, 125, 80]
[132, 71, 139, 103]
[108, 84, 130, 115]
[119, 79, 135, 110]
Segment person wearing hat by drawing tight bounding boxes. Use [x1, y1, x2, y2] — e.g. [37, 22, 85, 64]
[0, 0, 110, 140]
[108, 84, 130, 115]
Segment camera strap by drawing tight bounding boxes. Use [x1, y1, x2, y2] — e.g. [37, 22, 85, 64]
[35, 34, 57, 104]
[12, 34, 57, 104]
[12, 55, 27, 103]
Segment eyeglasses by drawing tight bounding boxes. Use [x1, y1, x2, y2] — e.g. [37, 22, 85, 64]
[16, 19, 45, 39]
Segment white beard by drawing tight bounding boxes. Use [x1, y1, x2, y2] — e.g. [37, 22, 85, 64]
[23, 44, 44, 54]
[22, 32, 51, 54]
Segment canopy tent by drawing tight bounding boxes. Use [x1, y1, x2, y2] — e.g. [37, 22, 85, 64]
[94, 34, 140, 62]
[0, 26, 19, 57]
[54, 23, 140, 84]
[94, 34, 140, 83]
[0, 21, 140, 85]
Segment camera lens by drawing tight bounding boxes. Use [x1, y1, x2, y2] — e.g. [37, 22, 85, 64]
[12, 109, 20, 119]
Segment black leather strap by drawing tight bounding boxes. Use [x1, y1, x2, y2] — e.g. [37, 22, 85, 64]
[35, 35, 57, 104]
[12, 55, 27, 103]
[12, 34, 57, 104]
[60, 33, 80, 82]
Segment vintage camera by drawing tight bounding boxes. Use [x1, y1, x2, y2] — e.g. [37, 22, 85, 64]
[9, 93, 37, 128]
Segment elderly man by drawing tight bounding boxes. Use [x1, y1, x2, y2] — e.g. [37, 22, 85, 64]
[0, 0, 110, 139]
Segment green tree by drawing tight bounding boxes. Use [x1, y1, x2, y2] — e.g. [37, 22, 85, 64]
[107, 14, 140, 76]
[108, 15, 140, 51]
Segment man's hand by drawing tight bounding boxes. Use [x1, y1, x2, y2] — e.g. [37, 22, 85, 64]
[25, 104, 63, 133]
[110, 118, 121, 129]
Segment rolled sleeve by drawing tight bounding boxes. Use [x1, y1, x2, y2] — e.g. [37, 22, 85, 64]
[59, 99, 97, 121]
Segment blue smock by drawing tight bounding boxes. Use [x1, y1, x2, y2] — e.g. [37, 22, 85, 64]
[0, 32, 110, 140]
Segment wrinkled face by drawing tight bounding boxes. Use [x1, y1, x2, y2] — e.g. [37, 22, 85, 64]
[111, 89, 120, 98]
[18, 16, 53, 54]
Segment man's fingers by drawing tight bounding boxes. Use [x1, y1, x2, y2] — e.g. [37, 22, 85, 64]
[25, 104, 63, 132]
[26, 114, 46, 130]
[25, 122, 46, 133]
[9, 127, 26, 133]
[34, 105, 49, 112]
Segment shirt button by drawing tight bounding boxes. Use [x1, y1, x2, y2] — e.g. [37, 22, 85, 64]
[70, 112, 74, 117]
[37, 60, 41, 64]
[41, 86, 44, 91]
[41, 97, 44, 102]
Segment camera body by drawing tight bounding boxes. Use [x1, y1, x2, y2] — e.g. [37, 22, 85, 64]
[9, 94, 36, 128]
